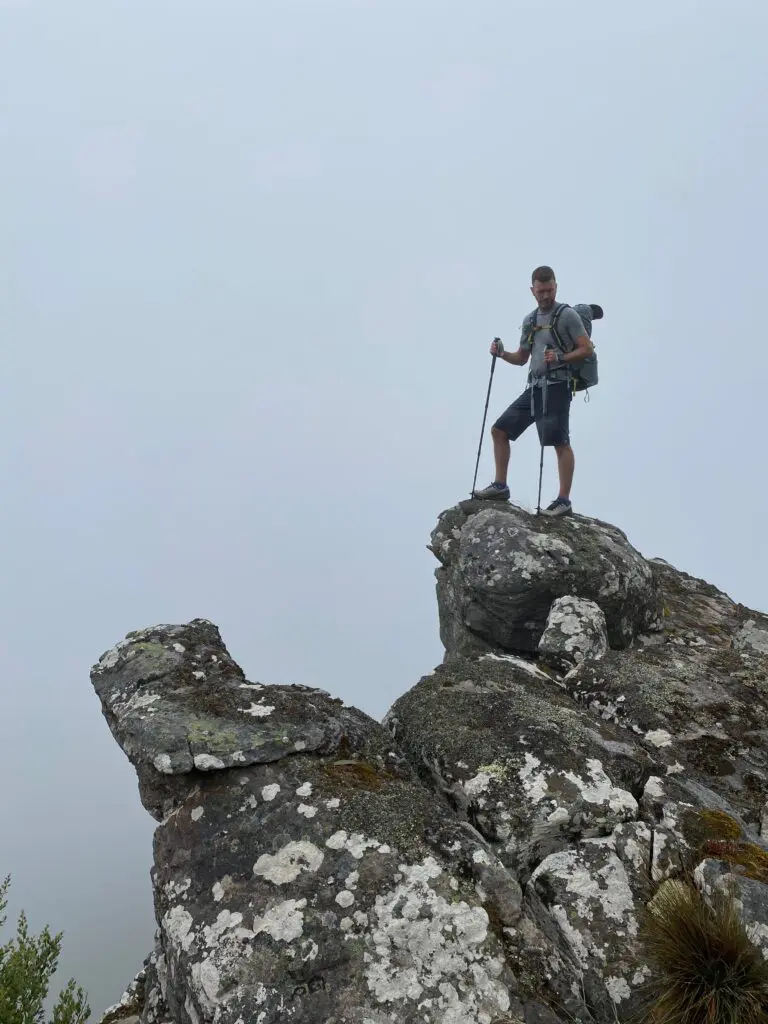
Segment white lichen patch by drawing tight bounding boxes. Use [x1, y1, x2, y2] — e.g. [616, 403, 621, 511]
[153, 753, 174, 774]
[172, 643, 186, 653]
[643, 776, 665, 801]
[563, 759, 638, 816]
[605, 975, 632, 1003]
[95, 638, 132, 672]
[550, 905, 592, 969]
[164, 877, 192, 901]
[191, 806, 204, 821]
[360, 855, 510, 1020]
[645, 729, 673, 748]
[325, 797, 341, 809]
[326, 830, 384, 859]
[747, 921, 768, 957]
[518, 752, 550, 803]
[462, 761, 508, 800]
[253, 898, 307, 943]
[192, 670, 206, 680]
[261, 784, 280, 801]
[335, 890, 355, 908]
[190, 957, 221, 1014]
[202, 909, 251, 947]
[127, 691, 162, 712]
[194, 754, 226, 770]
[296, 782, 313, 797]
[162, 905, 195, 953]
[240, 701, 275, 717]
[620, 834, 649, 872]
[301, 939, 319, 962]
[297, 803, 317, 818]
[253, 840, 324, 884]
[633, 965, 652, 986]
[530, 533, 573, 556]
[481, 653, 551, 680]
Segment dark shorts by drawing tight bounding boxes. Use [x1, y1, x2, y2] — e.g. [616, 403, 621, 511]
[494, 380, 572, 447]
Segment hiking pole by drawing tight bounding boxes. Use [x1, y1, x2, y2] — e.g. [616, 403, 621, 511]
[536, 344, 554, 515]
[536, 442, 545, 514]
[470, 340, 500, 497]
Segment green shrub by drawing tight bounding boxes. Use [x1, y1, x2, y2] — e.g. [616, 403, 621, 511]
[0, 875, 90, 1024]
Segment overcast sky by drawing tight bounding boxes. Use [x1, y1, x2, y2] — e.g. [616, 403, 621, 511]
[2, 1, 767, 1017]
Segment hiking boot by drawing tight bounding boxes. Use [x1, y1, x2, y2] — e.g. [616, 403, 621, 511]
[473, 481, 510, 500]
[540, 497, 572, 517]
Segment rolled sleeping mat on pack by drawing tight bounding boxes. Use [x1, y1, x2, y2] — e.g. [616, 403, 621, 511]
[572, 303, 604, 337]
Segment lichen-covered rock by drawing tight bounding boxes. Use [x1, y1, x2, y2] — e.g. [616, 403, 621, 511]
[563, 570, 768, 829]
[92, 618, 404, 823]
[695, 857, 768, 958]
[383, 654, 660, 1018]
[92, 622, 520, 1024]
[429, 501, 662, 657]
[735, 617, 768, 657]
[385, 655, 651, 883]
[526, 826, 653, 1020]
[538, 596, 608, 673]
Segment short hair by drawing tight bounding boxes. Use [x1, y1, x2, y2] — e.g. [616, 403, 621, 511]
[531, 265, 556, 285]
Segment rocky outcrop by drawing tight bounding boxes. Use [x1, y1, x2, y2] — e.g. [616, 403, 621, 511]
[428, 500, 663, 657]
[95, 500, 768, 1024]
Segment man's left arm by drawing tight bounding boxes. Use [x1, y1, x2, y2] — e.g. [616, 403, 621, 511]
[559, 333, 593, 364]
[548, 309, 594, 365]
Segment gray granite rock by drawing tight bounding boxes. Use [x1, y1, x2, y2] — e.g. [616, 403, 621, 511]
[538, 596, 609, 673]
[428, 501, 662, 657]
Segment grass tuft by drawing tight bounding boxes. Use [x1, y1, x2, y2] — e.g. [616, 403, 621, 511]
[640, 878, 768, 1023]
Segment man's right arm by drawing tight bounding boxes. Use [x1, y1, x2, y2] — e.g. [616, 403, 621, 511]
[491, 339, 530, 365]
[503, 347, 530, 366]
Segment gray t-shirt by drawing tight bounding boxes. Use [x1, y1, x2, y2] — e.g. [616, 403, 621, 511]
[524, 305, 586, 379]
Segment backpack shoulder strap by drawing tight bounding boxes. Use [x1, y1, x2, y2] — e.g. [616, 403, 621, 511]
[549, 302, 573, 352]
[520, 308, 538, 348]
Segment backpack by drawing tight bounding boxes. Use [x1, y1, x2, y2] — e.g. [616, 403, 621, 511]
[521, 302, 603, 393]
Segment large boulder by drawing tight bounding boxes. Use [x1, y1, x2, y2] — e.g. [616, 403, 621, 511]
[428, 500, 663, 658]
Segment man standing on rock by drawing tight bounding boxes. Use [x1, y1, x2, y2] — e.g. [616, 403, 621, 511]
[473, 265, 594, 516]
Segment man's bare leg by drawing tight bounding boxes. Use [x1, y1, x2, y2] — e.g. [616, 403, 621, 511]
[492, 426, 511, 484]
[554, 444, 574, 499]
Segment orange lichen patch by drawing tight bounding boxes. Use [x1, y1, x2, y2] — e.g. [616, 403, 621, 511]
[701, 840, 768, 885]
[322, 759, 395, 791]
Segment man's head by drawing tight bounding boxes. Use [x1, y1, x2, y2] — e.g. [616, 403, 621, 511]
[530, 265, 557, 311]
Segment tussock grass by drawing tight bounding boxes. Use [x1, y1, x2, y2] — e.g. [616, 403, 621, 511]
[640, 878, 768, 1023]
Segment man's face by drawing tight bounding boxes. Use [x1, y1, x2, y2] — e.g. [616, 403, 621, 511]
[531, 278, 557, 310]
